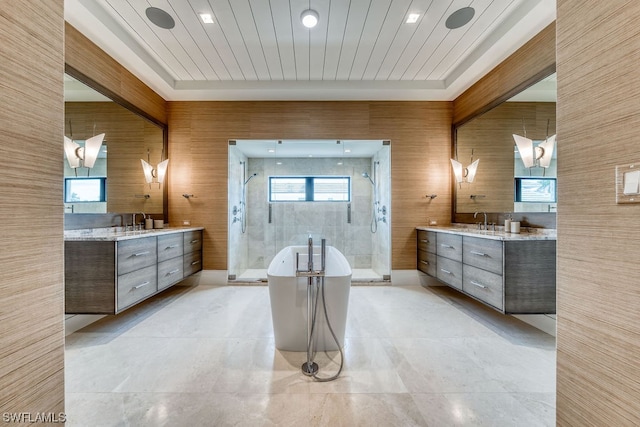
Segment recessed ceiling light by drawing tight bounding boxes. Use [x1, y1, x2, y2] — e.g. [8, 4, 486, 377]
[301, 9, 319, 28]
[145, 7, 175, 29]
[199, 13, 214, 24]
[445, 7, 475, 29]
[344, 149, 351, 153]
[406, 13, 420, 24]
[268, 149, 275, 153]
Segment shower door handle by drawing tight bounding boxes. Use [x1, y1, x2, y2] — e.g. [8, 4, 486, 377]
[347, 203, 351, 224]
[268, 203, 272, 224]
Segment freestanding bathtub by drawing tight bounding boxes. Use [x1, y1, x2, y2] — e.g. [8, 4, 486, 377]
[267, 245, 352, 352]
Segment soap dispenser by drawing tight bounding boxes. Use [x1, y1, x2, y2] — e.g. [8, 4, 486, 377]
[504, 214, 512, 233]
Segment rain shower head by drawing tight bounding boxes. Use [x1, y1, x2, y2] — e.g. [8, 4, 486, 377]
[362, 172, 375, 185]
[244, 173, 258, 185]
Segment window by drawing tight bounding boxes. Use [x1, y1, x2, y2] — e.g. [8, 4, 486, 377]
[269, 176, 350, 202]
[64, 177, 107, 203]
[514, 177, 556, 203]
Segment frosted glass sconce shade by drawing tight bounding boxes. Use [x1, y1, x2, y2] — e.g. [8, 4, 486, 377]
[450, 158, 480, 183]
[141, 158, 169, 184]
[64, 133, 105, 169]
[513, 134, 556, 168]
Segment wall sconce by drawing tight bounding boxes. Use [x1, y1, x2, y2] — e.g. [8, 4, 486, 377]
[513, 118, 556, 170]
[450, 149, 480, 185]
[64, 133, 105, 174]
[140, 149, 169, 186]
[513, 134, 556, 169]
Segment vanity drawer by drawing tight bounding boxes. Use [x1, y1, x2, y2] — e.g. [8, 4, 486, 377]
[417, 249, 436, 276]
[158, 233, 183, 262]
[463, 237, 503, 275]
[158, 257, 184, 291]
[417, 230, 436, 254]
[117, 237, 157, 275]
[436, 256, 462, 290]
[436, 233, 462, 262]
[184, 250, 202, 276]
[184, 230, 203, 254]
[117, 265, 157, 311]
[463, 264, 504, 310]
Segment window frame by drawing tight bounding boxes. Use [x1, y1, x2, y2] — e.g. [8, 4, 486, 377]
[268, 176, 351, 202]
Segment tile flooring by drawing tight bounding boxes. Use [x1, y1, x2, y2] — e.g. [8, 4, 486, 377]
[65, 278, 556, 426]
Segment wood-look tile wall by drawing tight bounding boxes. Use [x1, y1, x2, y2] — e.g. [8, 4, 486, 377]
[65, 23, 167, 125]
[0, 0, 65, 417]
[167, 101, 453, 270]
[65, 102, 164, 214]
[456, 102, 556, 213]
[556, 1, 640, 424]
[453, 22, 556, 126]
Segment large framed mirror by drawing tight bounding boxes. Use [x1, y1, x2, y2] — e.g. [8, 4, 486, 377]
[64, 67, 168, 220]
[452, 72, 557, 227]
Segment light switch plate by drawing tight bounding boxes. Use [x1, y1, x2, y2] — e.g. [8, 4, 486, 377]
[616, 163, 640, 204]
[183, 220, 191, 225]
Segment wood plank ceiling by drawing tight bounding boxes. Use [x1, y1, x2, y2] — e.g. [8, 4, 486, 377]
[65, 0, 555, 100]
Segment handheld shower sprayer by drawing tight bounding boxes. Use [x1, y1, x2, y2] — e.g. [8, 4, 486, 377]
[244, 173, 258, 185]
[361, 171, 375, 186]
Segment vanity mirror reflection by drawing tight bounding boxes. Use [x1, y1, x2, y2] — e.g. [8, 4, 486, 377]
[64, 72, 167, 216]
[453, 73, 556, 224]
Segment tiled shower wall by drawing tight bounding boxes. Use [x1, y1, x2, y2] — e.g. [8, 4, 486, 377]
[242, 156, 387, 271]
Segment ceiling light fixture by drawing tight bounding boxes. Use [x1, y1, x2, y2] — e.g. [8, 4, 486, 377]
[301, 9, 319, 28]
[406, 13, 420, 24]
[199, 13, 214, 24]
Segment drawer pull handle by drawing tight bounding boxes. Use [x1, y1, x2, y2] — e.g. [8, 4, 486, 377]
[440, 268, 452, 275]
[420, 239, 430, 243]
[420, 260, 429, 265]
[470, 280, 487, 289]
[190, 239, 199, 244]
[133, 281, 150, 290]
[191, 260, 201, 266]
[440, 244, 454, 249]
[166, 244, 180, 249]
[167, 269, 181, 276]
[133, 251, 150, 257]
[470, 250, 487, 257]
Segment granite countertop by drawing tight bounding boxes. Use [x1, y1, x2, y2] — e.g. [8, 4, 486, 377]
[64, 226, 204, 241]
[416, 224, 556, 241]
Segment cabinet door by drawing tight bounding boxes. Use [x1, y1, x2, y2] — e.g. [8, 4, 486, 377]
[117, 237, 157, 275]
[436, 256, 462, 289]
[117, 265, 157, 311]
[463, 264, 504, 310]
[158, 233, 183, 262]
[463, 236, 503, 275]
[436, 233, 462, 262]
[417, 249, 436, 276]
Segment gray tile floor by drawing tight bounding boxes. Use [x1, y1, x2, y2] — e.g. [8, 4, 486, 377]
[65, 280, 556, 426]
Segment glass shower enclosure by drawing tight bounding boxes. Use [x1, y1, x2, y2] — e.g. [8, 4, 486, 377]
[228, 139, 390, 283]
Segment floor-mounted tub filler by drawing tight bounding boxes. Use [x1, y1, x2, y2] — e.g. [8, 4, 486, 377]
[267, 237, 352, 381]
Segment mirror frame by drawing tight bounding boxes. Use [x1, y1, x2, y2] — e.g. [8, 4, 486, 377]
[64, 64, 169, 222]
[451, 65, 556, 228]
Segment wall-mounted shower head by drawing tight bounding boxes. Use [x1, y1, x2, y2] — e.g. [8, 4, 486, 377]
[361, 172, 375, 186]
[244, 173, 258, 185]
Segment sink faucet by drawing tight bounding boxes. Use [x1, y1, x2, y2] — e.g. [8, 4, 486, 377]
[474, 211, 487, 230]
[133, 212, 146, 230]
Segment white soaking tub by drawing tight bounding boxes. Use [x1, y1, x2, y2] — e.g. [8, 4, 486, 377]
[267, 245, 352, 352]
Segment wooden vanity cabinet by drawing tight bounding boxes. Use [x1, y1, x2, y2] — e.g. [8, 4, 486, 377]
[65, 229, 203, 314]
[418, 230, 556, 314]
